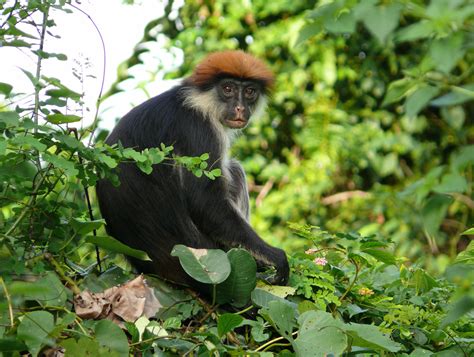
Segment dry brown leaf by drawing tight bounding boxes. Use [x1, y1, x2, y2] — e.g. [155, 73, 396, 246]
[74, 275, 162, 326]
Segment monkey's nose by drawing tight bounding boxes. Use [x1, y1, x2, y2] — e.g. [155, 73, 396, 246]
[235, 105, 244, 113]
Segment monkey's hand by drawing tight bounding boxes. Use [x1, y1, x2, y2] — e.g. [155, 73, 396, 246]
[257, 247, 289, 285]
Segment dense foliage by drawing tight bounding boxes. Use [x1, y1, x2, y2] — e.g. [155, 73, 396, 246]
[0, 0, 473, 356]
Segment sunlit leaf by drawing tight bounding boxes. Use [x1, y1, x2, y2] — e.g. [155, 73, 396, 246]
[171, 245, 231, 284]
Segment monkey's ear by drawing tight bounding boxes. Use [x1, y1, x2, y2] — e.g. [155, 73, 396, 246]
[190, 50, 274, 89]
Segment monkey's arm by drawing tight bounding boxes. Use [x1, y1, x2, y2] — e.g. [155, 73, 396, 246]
[184, 172, 289, 285]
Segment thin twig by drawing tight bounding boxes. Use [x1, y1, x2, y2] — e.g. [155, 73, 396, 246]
[68, 4, 106, 146]
[0, 277, 14, 327]
[32, 5, 49, 172]
[321, 190, 370, 205]
[0, 0, 19, 29]
[44, 253, 81, 295]
[339, 258, 360, 303]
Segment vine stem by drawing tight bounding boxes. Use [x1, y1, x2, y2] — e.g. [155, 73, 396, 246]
[253, 331, 298, 352]
[339, 258, 360, 303]
[0, 277, 14, 327]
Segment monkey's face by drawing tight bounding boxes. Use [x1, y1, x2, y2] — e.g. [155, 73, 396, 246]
[216, 79, 263, 129]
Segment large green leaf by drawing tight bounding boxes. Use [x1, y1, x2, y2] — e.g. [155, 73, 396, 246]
[85, 235, 151, 261]
[431, 84, 474, 107]
[429, 33, 465, 74]
[17, 311, 55, 357]
[94, 320, 129, 357]
[405, 85, 440, 118]
[362, 4, 403, 43]
[294, 326, 347, 356]
[71, 218, 105, 235]
[433, 173, 468, 194]
[262, 300, 297, 341]
[395, 21, 435, 42]
[171, 245, 231, 284]
[216, 248, 257, 306]
[346, 323, 402, 352]
[0, 111, 20, 126]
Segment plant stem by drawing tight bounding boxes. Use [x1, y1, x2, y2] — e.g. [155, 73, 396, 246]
[33, 5, 49, 172]
[44, 253, 81, 295]
[0, 277, 14, 327]
[339, 259, 360, 303]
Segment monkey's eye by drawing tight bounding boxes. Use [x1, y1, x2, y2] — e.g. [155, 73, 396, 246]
[245, 87, 256, 97]
[222, 85, 233, 95]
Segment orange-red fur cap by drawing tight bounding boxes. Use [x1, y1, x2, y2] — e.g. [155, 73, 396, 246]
[189, 50, 274, 88]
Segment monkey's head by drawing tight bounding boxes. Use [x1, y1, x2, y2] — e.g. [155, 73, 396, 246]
[183, 50, 274, 129]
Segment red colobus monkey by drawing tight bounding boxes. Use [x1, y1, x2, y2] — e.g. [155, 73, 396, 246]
[96, 51, 289, 289]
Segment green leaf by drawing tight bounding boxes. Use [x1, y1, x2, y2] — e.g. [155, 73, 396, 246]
[43, 152, 79, 176]
[85, 235, 151, 261]
[60, 338, 101, 356]
[461, 228, 474, 236]
[35, 50, 68, 61]
[94, 320, 129, 357]
[71, 218, 105, 235]
[422, 194, 453, 239]
[0, 111, 20, 126]
[429, 33, 465, 74]
[346, 323, 402, 352]
[0, 339, 27, 352]
[97, 153, 118, 168]
[325, 11, 356, 34]
[17, 311, 55, 357]
[433, 173, 468, 193]
[45, 87, 81, 101]
[122, 148, 147, 162]
[20, 68, 41, 88]
[217, 313, 244, 337]
[295, 326, 347, 356]
[382, 78, 416, 106]
[295, 310, 347, 355]
[4, 39, 31, 47]
[395, 21, 435, 42]
[362, 248, 396, 265]
[0, 82, 13, 96]
[11, 136, 47, 151]
[431, 84, 474, 107]
[362, 4, 403, 43]
[216, 248, 257, 307]
[295, 22, 323, 46]
[251, 287, 288, 308]
[440, 295, 474, 328]
[263, 300, 297, 341]
[454, 240, 474, 264]
[405, 85, 440, 117]
[412, 269, 438, 294]
[137, 160, 153, 174]
[46, 113, 82, 124]
[451, 145, 474, 171]
[171, 245, 231, 284]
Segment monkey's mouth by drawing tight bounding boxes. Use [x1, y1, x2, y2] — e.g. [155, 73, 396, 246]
[225, 118, 248, 129]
